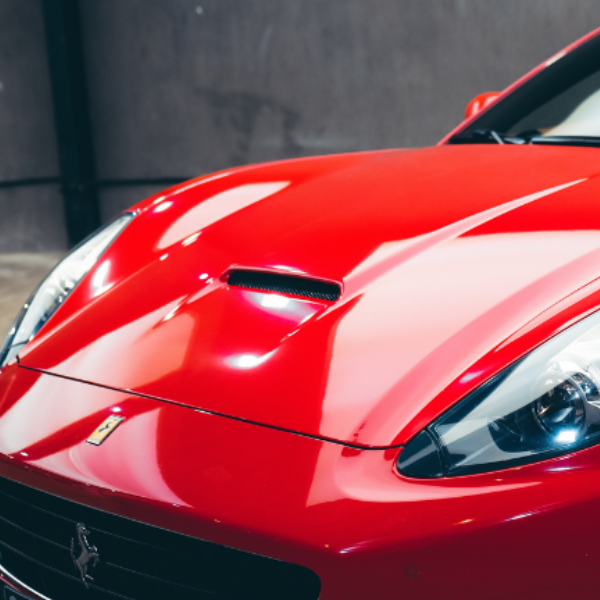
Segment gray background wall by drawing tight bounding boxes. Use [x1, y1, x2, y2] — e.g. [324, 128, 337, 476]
[1, 0, 599, 251]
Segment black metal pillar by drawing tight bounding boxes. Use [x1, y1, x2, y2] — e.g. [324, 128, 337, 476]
[42, 0, 100, 247]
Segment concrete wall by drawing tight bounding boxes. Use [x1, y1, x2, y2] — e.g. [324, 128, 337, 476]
[1, 0, 600, 248]
[0, 1, 66, 251]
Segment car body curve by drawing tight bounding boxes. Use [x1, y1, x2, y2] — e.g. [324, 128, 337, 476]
[3, 25, 600, 600]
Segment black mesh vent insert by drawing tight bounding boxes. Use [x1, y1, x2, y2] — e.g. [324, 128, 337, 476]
[0, 475, 321, 600]
[228, 270, 341, 301]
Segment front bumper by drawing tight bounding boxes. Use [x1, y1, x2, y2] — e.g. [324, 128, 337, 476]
[0, 474, 319, 600]
[1, 364, 600, 599]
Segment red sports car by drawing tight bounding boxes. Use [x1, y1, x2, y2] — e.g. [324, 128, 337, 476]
[3, 26, 600, 600]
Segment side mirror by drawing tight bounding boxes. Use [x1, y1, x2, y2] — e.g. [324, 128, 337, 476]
[465, 91, 501, 120]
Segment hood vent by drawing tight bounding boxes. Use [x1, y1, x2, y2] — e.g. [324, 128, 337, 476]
[227, 270, 341, 301]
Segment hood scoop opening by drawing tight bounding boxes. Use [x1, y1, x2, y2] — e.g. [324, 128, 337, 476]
[227, 269, 341, 301]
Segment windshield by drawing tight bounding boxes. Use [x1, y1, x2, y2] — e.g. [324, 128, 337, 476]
[449, 33, 600, 145]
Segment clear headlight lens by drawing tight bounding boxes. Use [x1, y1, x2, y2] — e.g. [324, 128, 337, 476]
[0, 214, 134, 367]
[397, 310, 600, 478]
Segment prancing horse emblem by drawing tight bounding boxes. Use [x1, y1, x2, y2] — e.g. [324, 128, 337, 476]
[70, 523, 100, 587]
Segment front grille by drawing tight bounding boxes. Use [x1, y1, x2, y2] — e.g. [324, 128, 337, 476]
[227, 270, 341, 302]
[0, 476, 321, 600]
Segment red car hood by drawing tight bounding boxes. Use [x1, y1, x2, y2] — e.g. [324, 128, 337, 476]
[18, 145, 600, 447]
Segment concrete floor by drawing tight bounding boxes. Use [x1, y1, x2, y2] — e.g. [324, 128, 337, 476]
[0, 253, 65, 341]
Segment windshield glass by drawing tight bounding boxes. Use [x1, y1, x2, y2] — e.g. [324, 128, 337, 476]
[450, 33, 600, 144]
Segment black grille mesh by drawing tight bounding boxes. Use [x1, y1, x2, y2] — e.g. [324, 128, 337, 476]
[0, 475, 321, 600]
[228, 270, 341, 301]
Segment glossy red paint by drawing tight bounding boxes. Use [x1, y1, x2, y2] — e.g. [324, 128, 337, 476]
[3, 365, 600, 600]
[16, 144, 600, 448]
[4, 27, 600, 600]
[464, 91, 501, 120]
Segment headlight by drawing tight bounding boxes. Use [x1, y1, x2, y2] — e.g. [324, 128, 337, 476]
[0, 214, 134, 367]
[397, 310, 600, 478]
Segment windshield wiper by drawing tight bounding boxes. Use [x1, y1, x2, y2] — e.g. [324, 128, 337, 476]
[452, 130, 600, 148]
[528, 135, 600, 148]
[450, 129, 527, 145]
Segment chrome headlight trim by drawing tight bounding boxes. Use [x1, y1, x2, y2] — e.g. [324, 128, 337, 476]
[0, 213, 135, 368]
[398, 308, 600, 478]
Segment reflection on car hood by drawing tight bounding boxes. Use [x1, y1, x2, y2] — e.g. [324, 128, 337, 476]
[18, 145, 600, 447]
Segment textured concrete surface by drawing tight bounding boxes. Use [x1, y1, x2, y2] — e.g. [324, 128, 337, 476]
[0, 2, 66, 251]
[0, 2, 58, 180]
[0, 185, 68, 253]
[0, 253, 64, 342]
[80, 0, 600, 220]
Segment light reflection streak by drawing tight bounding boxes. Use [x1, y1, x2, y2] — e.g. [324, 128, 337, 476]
[170, 171, 231, 197]
[507, 512, 535, 521]
[51, 299, 193, 388]
[460, 370, 484, 383]
[182, 232, 201, 246]
[261, 295, 290, 309]
[153, 201, 173, 213]
[91, 261, 113, 297]
[0, 376, 117, 454]
[545, 51, 567, 67]
[228, 351, 275, 369]
[343, 179, 586, 299]
[245, 292, 321, 324]
[269, 265, 306, 274]
[67, 408, 186, 505]
[157, 182, 290, 249]
[162, 307, 179, 322]
[320, 229, 600, 446]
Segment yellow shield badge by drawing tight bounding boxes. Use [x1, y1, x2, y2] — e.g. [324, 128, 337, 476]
[87, 415, 125, 446]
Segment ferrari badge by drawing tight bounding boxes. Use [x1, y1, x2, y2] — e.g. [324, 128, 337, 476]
[87, 415, 125, 446]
